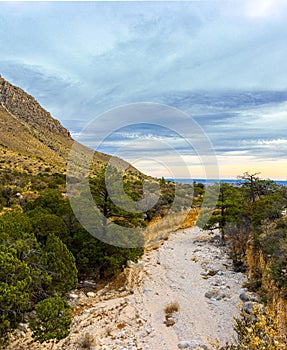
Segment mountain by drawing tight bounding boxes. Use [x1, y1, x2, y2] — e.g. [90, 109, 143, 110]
[0, 75, 109, 174]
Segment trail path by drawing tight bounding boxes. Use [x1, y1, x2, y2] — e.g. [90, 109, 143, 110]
[8, 227, 246, 350]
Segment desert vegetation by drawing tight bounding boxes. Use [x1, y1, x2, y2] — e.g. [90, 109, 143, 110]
[212, 305, 287, 349]
[0, 163, 197, 347]
[202, 173, 287, 348]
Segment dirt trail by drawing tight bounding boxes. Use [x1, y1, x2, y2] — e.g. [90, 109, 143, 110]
[8, 227, 246, 350]
[139, 227, 246, 349]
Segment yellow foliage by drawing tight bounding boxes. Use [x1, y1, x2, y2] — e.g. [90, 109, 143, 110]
[211, 305, 287, 350]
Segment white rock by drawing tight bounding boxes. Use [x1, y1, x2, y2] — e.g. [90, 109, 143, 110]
[18, 323, 29, 333]
[178, 341, 192, 348]
[69, 293, 79, 299]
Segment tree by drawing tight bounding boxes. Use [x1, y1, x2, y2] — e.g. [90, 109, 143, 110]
[203, 183, 242, 242]
[90, 167, 144, 228]
[24, 188, 67, 216]
[43, 234, 78, 295]
[0, 245, 32, 346]
[29, 295, 72, 343]
[29, 210, 71, 245]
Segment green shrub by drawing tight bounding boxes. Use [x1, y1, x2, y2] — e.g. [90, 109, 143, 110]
[29, 295, 72, 343]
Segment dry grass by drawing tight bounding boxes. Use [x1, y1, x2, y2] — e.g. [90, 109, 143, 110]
[78, 332, 94, 349]
[179, 208, 200, 229]
[144, 211, 188, 247]
[144, 208, 199, 248]
[164, 301, 180, 315]
[164, 301, 180, 327]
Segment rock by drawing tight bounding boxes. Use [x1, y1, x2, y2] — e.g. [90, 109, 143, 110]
[178, 341, 191, 349]
[239, 291, 258, 302]
[242, 301, 262, 314]
[127, 260, 137, 267]
[242, 302, 254, 314]
[164, 316, 175, 327]
[87, 291, 96, 298]
[16, 331, 26, 338]
[18, 323, 29, 333]
[205, 289, 225, 300]
[80, 280, 97, 290]
[69, 293, 79, 299]
[239, 292, 250, 302]
[249, 293, 259, 302]
[225, 271, 235, 275]
[207, 269, 218, 276]
[127, 260, 143, 268]
[178, 340, 208, 349]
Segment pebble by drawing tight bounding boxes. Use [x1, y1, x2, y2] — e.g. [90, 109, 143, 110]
[69, 293, 79, 299]
[18, 323, 29, 333]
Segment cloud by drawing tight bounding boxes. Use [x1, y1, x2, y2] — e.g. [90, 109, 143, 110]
[1, 1, 287, 178]
[243, 0, 287, 19]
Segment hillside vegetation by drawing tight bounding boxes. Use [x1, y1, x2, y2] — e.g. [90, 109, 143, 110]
[202, 173, 287, 348]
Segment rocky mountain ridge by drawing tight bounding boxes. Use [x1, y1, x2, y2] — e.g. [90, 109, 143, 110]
[0, 75, 110, 174]
[0, 75, 70, 138]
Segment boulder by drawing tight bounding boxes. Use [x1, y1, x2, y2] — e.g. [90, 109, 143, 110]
[205, 289, 225, 300]
[239, 292, 250, 302]
[242, 302, 254, 314]
[178, 341, 192, 349]
[178, 340, 208, 349]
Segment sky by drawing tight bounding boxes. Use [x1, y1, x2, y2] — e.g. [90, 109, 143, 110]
[0, 0, 287, 179]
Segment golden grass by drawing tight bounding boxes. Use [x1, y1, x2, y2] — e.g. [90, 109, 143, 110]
[144, 208, 199, 248]
[179, 208, 200, 229]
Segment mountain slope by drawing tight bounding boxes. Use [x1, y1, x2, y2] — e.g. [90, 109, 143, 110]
[0, 75, 109, 174]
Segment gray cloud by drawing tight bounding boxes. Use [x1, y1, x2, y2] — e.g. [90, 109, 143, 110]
[1, 1, 286, 178]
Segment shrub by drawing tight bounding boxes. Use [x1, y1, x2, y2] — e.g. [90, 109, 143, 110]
[212, 305, 287, 349]
[29, 295, 72, 343]
[164, 301, 180, 315]
[79, 332, 94, 349]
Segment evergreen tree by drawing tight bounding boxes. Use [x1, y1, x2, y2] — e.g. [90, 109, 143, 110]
[43, 234, 78, 295]
[29, 295, 72, 343]
[0, 245, 32, 346]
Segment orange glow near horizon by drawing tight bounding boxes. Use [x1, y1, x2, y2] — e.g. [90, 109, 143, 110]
[132, 157, 286, 181]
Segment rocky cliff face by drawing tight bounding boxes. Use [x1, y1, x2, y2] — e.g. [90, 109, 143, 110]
[246, 240, 287, 330]
[0, 75, 110, 174]
[0, 75, 70, 138]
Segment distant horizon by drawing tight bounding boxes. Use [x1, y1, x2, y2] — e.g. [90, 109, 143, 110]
[166, 177, 287, 183]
